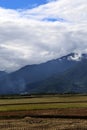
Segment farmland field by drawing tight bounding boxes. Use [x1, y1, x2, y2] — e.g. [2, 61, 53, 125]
[0, 94, 87, 129]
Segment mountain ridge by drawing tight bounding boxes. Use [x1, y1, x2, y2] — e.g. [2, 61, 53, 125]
[0, 52, 87, 94]
[26, 58, 87, 94]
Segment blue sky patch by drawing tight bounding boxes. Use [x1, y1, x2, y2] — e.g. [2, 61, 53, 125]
[0, 0, 48, 9]
[43, 17, 66, 22]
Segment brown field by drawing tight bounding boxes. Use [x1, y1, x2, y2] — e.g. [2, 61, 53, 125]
[0, 117, 87, 130]
[0, 94, 87, 129]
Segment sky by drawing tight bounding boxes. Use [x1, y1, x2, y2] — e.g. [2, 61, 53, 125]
[0, 0, 87, 72]
[0, 0, 48, 9]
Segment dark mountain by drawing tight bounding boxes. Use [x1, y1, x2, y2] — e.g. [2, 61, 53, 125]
[26, 57, 87, 94]
[0, 53, 78, 94]
[0, 71, 7, 79]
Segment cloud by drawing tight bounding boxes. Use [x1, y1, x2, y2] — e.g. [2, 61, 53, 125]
[0, 0, 87, 72]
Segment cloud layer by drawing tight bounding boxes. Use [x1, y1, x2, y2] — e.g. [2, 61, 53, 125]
[0, 0, 87, 71]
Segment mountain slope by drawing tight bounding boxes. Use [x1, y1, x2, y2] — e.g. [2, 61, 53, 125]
[0, 53, 78, 94]
[0, 71, 7, 78]
[26, 58, 87, 94]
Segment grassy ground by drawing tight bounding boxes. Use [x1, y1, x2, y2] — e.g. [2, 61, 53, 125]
[1, 94, 87, 104]
[1, 102, 87, 111]
[0, 94, 87, 130]
[0, 94, 87, 111]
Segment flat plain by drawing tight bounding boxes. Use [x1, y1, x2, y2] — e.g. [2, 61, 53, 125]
[0, 94, 87, 130]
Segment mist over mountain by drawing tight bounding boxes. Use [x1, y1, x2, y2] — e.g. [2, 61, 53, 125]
[0, 52, 87, 94]
[26, 53, 87, 94]
[0, 0, 86, 95]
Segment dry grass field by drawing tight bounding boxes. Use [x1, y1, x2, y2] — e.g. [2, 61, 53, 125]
[0, 117, 87, 130]
[0, 94, 87, 129]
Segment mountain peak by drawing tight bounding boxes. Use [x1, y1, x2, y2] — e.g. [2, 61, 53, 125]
[67, 53, 82, 61]
[62, 52, 87, 61]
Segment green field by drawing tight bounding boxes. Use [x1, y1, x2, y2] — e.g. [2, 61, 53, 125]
[0, 94, 87, 111]
[0, 94, 87, 129]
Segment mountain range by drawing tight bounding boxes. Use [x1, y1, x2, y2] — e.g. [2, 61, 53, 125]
[0, 53, 87, 94]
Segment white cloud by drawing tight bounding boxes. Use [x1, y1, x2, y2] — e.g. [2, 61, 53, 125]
[0, 0, 87, 72]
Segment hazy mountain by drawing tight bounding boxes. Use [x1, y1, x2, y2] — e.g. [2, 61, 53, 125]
[26, 55, 87, 94]
[0, 71, 7, 78]
[1, 52, 87, 94]
[0, 53, 79, 94]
